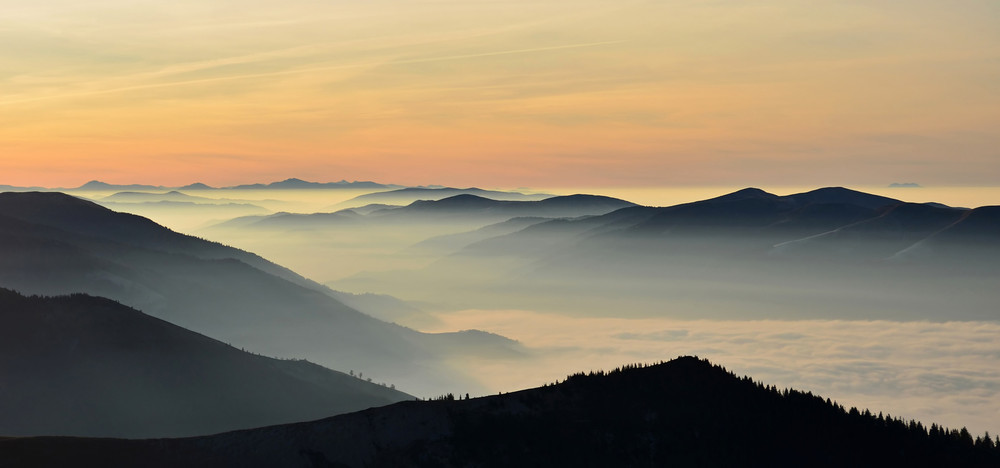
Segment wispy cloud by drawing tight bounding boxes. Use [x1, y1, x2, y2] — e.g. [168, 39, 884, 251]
[0, 41, 625, 107]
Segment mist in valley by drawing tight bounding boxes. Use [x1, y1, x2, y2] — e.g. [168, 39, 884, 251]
[4, 0, 999, 460]
[48, 183, 1000, 437]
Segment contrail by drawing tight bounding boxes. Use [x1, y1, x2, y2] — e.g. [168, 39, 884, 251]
[0, 40, 626, 106]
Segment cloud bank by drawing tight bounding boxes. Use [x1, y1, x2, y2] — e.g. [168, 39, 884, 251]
[430, 310, 1000, 436]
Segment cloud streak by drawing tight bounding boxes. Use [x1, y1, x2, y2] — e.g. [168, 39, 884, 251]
[0, 41, 625, 107]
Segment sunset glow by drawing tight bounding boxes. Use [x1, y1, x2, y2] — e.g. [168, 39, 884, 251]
[3, 0, 998, 188]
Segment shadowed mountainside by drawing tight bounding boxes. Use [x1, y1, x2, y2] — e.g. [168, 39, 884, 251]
[0, 192, 521, 396]
[333, 187, 999, 320]
[2, 357, 997, 467]
[0, 289, 411, 438]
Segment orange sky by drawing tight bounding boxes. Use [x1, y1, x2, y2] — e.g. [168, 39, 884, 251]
[1, 0, 998, 188]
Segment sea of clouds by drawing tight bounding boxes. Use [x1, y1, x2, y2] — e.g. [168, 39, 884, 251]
[432, 310, 1000, 437]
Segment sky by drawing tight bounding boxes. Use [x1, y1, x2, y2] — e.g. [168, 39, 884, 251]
[1, 0, 998, 188]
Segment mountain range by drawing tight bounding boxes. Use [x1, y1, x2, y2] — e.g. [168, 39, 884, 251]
[331, 187, 999, 320]
[208, 194, 636, 231]
[224, 178, 398, 190]
[2, 357, 996, 467]
[0, 178, 399, 192]
[1, 185, 997, 463]
[0, 192, 519, 396]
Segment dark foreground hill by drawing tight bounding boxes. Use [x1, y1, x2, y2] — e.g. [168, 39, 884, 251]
[2, 357, 997, 467]
[0, 289, 410, 438]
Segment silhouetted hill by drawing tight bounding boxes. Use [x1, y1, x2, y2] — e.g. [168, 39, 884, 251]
[0, 192, 299, 283]
[178, 182, 214, 190]
[786, 186, 902, 209]
[341, 203, 400, 215]
[393, 194, 636, 218]
[459, 187, 955, 260]
[334, 187, 553, 209]
[621, 187, 897, 236]
[0, 289, 410, 438]
[2, 357, 996, 467]
[446, 187, 894, 260]
[704, 186, 781, 202]
[501, 187, 995, 275]
[0, 192, 520, 396]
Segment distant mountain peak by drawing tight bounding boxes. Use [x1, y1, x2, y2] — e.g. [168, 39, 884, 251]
[179, 182, 213, 190]
[79, 180, 109, 189]
[803, 186, 864, 196]
[710, 187, 778, 202]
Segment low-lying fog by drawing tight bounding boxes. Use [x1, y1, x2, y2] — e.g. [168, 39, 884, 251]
[426, 309, 1000, 437]
[69, 184, 1000, 437]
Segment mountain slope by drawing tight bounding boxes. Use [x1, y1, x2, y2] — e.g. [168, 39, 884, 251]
[410, 216, 552, 254]
[0, 192, 519, 396]
[0, 289, 410, 438]
[3, 357, 996, 467]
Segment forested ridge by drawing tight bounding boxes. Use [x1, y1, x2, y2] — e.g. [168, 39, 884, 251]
[2, 357, 996, 467]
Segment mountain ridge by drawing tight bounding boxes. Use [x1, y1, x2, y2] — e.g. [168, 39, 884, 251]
[2, 356, 996, 467]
